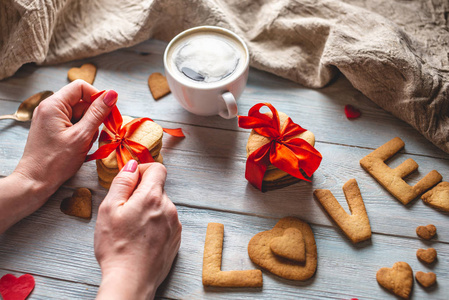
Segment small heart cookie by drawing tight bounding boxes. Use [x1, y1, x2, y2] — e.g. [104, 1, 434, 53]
[416, 224, 437, 240]
[0, 274, 35, 300]
[148, 72, 170, 100]
[60, 188, 92, 219]
[416, 248, 437, 264]
[415, 271, 436, 288]
[68, 63, 97, 84]
[376, 262, 413, 299]
[270, 227, 305, 263]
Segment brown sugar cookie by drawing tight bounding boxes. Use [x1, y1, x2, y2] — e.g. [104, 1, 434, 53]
[314, 178, 371, 244]
[68, 63, 97, 84]
[246, 111, 316, 191]
[60, 188, 92, 219]
[360, 137, 442, 205]
[415, 271, 436, 288]
[416, 248, 437, 264]
[248, 217, 317, 281]
[416, 224, 437, 240]
[421, 182, 449, 213]
[376, 261, 413, 299]
[270, 228, 305, 263]
[148, 72, 171, 100]
[202, 223, 263, 287]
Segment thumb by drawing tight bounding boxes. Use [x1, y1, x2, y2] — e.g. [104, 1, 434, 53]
[76, 90, 118, 134]
[106, 160, 139, 205]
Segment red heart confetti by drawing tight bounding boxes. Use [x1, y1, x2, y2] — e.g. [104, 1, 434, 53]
[0, 274, 35, 300]
[344, 104, 361, 119]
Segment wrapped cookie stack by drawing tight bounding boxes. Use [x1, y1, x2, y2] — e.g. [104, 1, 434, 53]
[85, 91, 184, 189]
[239, 103, 322, 191]
[96, 116, 164, 189]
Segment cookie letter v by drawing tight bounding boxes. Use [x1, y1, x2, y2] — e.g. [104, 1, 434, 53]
[314, 179, 371, 243]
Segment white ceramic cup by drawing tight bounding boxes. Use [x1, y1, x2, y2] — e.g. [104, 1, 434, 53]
[163, 26, 249, 119]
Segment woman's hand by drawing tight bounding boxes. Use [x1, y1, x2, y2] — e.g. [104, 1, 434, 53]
[0, 80, 117, 233]
[15, 80, 117, 203]
[95, 161, 182, 300]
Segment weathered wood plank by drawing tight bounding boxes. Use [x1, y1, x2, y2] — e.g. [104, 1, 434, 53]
[0, 269, 98, 299]
[1, 107, 448, 241]
[1, 201, 447, 299]
[0, 40, 447, 158]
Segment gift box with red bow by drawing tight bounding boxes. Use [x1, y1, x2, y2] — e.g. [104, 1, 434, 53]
[239, 103, 322, 191]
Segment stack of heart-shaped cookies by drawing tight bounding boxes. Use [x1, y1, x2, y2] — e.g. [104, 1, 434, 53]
[96, 116, 164, 188]
[246, 111, 316, 190]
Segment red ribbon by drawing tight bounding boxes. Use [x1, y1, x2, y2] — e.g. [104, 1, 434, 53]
[238, 103, 322, 190]
[85, 91, 184, 169]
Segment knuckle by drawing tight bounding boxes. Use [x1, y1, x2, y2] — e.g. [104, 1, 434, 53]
[87, 103, 106, 123]
[166, 201, 180, 225]
[112, 174, 136, 189]
[34, 100, 53, 117]
[98, 201, 111, 215]
[153, 162, 167, 175]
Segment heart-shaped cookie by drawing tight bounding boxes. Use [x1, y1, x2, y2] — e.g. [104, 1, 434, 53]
[148, 72, 170, 100]
[60, 188, 92, 219]
[416, 224, 437, 240]
[376, 262, 413, 299]
[422, 181, 449, 212]
[270, 227, 305, 263]
[415, 271, 436, 288]
[68, 63, 97, 84]
[248, 217, 317, 281]
[0, 274, 35, 300]
[416, 248, 437, 264]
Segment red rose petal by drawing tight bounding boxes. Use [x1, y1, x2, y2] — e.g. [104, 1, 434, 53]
[0, 274, 35, 300]
[344, 104, 361, 119]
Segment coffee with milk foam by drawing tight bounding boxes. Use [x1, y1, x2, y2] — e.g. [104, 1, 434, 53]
[167, 31, 246, 85]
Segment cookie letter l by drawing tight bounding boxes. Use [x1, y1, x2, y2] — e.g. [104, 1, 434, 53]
[202, 223, 263, 287]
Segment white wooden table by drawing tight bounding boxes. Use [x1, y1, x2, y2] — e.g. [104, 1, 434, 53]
[0, 39, 448, 299]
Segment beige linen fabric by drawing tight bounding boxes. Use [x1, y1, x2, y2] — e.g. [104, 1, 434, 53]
[0, 0, 448, 153]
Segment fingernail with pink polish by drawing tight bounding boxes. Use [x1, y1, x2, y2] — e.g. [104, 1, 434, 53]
[123, 160, 138, 173]
[103, 90, 118, 107]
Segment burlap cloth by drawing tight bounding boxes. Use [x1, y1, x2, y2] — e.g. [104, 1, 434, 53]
[1, 0, 448, 153]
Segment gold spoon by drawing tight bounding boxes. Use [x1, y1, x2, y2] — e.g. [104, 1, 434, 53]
[0, 91, 53, 121]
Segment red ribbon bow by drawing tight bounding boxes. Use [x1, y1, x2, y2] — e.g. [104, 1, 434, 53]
[85, 91, 184, 169]
[238, 103, 322, 190]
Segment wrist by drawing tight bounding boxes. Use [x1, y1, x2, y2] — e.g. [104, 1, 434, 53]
[97, 267, 156, 300]
[14, 157, 58, 200]
[0, 172, 51, 233]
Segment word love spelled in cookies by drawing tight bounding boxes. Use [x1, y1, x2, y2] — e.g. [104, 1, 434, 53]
[248, 217, 317, 281]
[314, 178, 371, 244]
[202, 223, 263, 288]
[360, 137, 441, 205]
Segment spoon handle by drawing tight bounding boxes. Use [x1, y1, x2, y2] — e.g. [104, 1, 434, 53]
[0, 114, 18, 120]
